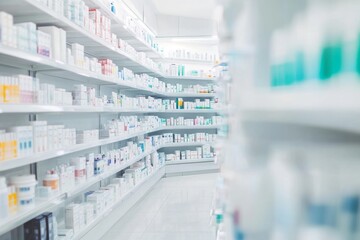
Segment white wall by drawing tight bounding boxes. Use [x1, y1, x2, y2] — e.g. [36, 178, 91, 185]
[157, 15, 216, 37]
[120, 0, 159, 34]
[120, 0, 217, 37]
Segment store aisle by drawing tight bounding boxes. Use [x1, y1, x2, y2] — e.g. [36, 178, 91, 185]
[102, 173, 218, 240]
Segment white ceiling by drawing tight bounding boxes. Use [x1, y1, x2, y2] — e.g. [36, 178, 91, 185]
[151, 0, 217, 20]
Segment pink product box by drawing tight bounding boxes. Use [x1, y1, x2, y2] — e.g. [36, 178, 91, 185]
[89, 8, 101, 37]
[37, 30, 51, 57]
[98, 59, 112, 64]
[101, 64, 111, 75]
[99, 16, 111, 41]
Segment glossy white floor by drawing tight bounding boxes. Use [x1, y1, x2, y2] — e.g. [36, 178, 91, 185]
[102, 173, 218, 240]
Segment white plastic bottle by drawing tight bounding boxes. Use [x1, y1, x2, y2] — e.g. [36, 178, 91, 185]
[0, 177, 9, 219]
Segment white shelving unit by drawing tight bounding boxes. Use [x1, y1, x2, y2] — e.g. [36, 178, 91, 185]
[237, 89, 360, 133]
[0, 105, 219, 114]
[165, 159, 219, 177]
[163, 76, 217, 82]
[76, 167, 166, 240]
[0, 0, 223, 238]
[0, 45, 162, 88]
[0, 105, 220, 114]
[0, 45, 218, 97]
[166, 158, 215, 165]
[0, 138, 215, 236]
[218, 0, 360, 239]
[0, 0, 163, 75]
[162, 58, 215, 65]
[83, 0, 164, 59]
[0, 126, 221, 172]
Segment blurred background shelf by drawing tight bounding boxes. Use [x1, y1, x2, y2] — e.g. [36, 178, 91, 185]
[240, 88, 360, 133]
[166, 158, 215, 165]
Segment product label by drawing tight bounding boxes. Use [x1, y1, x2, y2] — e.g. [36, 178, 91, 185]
[0, 141, 4, 161]
[8, 193, 17, 211]
[19, 198, 33, 206]
[75, 169, 85, 178]
[3, 85, 10, 103]
[44, 179, 59, 190]
[19, 187, 31, 192]
[11, 140, 17, 158]
[0, 84, 4, 103]
[13, 85, 19, 103]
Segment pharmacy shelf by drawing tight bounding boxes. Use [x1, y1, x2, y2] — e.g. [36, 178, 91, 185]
[0, 44, 86, 73]
[0, 105, 105, 114]
[162, 76, 218, 82]
[0, 45, 155, 89]
[84, 0, 164, 59]
[163, 93, 216, 98]
[65, 138, 213, 199]
[163, 109, 220, 114]
[155, 109, 219, 114]
[162, 58, 215, 65]
[0, 104, 221, 114]
[160, 141, 215, 149]
[0, 46, 219, 98]
[122, 108, 221, 113]
[166, 158, 215, 165]
[122, 34, 164, 60]
[0, 126, 220, 171]
[74, 167, 166, 240]
[0, 141, 166, 236]
[0, 48, 220, 100]
[0, 138, 215, 234]
[112, 90, 216, 98]
[0, 128, 152, 172]
[0, 160, 165, 237]
[65, 149, 160, 199]
[239, 88, 360, 133]
[0, 2, 223, 238]
[0, 192, 66, 236]
[56, 141, 214, 200]
[0, 0, 164, 77]
[162, 125, 223, 130]
[166, 160, 219, 176]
